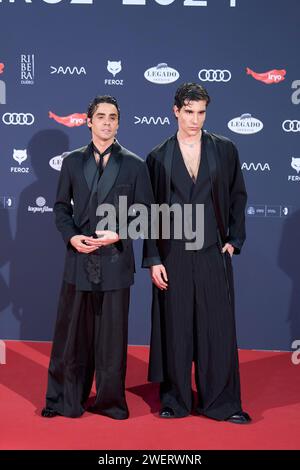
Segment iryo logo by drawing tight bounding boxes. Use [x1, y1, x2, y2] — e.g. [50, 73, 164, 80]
[49, 111, 87, 127]
[246, 67, 286, 84]
[0, 62, 6, 104]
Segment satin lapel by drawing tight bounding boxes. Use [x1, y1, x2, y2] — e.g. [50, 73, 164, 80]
[163, 135, 176, 204]
[83, 142, 96, 192]
[205, 130, 226, 242]
[97, 141, 123, 205]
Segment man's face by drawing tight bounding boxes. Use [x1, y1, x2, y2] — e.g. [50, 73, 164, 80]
[87, 102, 119, 142]
[173, 99, 207, 137]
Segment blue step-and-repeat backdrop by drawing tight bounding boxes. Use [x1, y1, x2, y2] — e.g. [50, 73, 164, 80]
[0, 0, 299, 350]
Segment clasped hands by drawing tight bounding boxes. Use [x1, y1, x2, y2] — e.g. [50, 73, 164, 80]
[70, 230, 119, 254]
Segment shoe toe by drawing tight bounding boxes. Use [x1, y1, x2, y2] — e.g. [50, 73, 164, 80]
[159, 407, 175, 418]
[41, 407, 59, 418]
[226, 411, 251, 424]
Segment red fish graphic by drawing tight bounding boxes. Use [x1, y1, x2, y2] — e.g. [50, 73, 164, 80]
[246, 67, 286, 84]
[49, 111, 87, 127]
[0, 63, 4, 74]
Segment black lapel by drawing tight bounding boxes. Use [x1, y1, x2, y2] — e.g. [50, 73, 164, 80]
[205, 130, 226, 242]
[163, 135, 176, 204]
[97, 140, 123, 204]
[83, 141, 96, 192]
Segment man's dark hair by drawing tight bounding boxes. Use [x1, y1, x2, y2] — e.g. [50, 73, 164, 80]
[174, 83, 210, 110]
[87, 95, 120, 121]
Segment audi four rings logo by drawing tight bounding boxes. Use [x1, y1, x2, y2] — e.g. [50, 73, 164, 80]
[282, 120, 300, 132]
[198, 69, 231, 82]
[2, 113, 35, 126]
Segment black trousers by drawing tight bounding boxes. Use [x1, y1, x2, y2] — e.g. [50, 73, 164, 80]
[45, 282, 130, 419]
[159, 242, 242, 420]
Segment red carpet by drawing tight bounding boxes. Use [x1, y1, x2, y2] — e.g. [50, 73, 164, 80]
[0, 341, 299, 450]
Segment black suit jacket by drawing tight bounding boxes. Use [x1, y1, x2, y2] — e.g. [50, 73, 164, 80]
[55, 141, 155, 291]
[142, 130, 247, 267]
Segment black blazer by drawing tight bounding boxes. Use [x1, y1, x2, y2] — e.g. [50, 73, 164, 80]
[55, 141, 155, 291]
[142, 131, 248, 383]
[142, 130, 247, 268]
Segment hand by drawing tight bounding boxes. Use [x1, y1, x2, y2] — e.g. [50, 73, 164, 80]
[95, 230, 120, 246]
[222, 243, 234, 258]
[150, 264, 168, 290]
[70, 235, 99, 254]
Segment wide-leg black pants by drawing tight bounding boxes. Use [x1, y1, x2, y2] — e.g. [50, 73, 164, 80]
[44, 282, 130, 419]
[159, 242, 242, 420]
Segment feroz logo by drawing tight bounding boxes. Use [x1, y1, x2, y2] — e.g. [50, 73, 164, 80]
[11, 149, 30, 174]
[246, 67, 286, 84]
[0, 62, 6, 104]
[228, 113, 263, 135]
[145, 63, 179, 84]
[104, 60, 123, 86]
[50, 66, 86, 76]
[21, 54, 34, 85]
[2, 113, 35, 125]
[291, 80, 300, 104]
[49, 152, 70, 171]
[288, 157, 300, 182]
[134, 116, 170, 125]
[282, 120, 300, 132]
[49, 111, 87, 127]
[198, 69, 231, 82]
[241, 162, 270, 172]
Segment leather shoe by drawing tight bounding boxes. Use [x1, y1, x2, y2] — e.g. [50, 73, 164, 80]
[225, 410, 251, 424]
[41, 407, 59, 418]
[159, 407, 175, 418]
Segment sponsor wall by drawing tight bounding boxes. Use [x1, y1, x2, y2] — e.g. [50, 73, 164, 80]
[0, 0, 299, 350]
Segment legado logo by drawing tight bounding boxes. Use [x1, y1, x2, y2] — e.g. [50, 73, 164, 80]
[122, 1, 237, 7]
[228, 113, 263, 135]
[134, 116, 170, 125]
[49, 152, 70, 171]
[145, 63, 179, 84]
[50, 66, 86, 75]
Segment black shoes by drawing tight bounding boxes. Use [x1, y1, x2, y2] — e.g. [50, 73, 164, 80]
[159, 407, 176, 418]
[225, 410, 252, 424]
[41, 407, 59, 418]
[159, 407, 252, 424]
